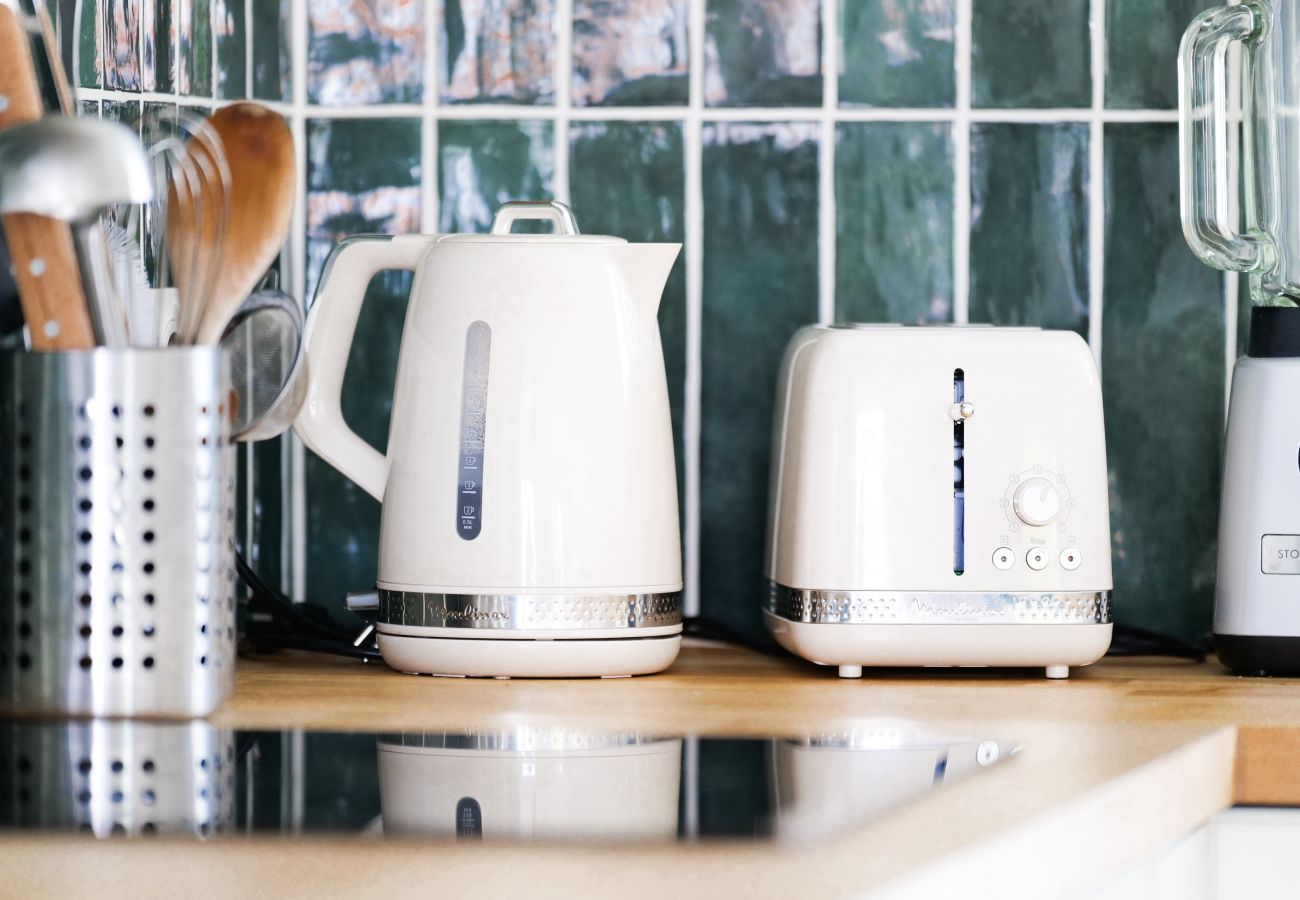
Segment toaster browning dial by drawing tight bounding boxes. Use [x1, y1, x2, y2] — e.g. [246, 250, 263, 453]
[1002, 468, 1074, 530]
[1013, 478, 1061, 526]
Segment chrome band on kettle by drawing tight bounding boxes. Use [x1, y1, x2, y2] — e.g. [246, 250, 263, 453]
[378, 589, 683, 630]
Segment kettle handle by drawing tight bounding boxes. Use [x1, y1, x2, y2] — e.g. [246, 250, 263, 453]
[293, 234, 437, 501]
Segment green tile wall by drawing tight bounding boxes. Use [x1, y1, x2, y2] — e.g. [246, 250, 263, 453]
[835, 121, 953, 322]
[969, 123, 1089, 334]
[66, 0, 1236, 647]
[701, 123, 819, 643]
[972, 0, 1090, 108]
[840, 0, 955, 108]
[1103, 124, 1224, 641]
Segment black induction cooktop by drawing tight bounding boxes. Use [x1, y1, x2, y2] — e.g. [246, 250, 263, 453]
[0, 721, 1014, 842]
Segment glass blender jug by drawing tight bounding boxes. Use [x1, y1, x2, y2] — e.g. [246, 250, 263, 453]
[1181, 1, 1300, 675]
[1180, 0, 1295, 303]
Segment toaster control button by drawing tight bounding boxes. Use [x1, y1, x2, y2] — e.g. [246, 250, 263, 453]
[1060, 548, 1082, 570]
[992, 547, 1016, 570]
[1026, 547, 1050, 571]
[1013, 478, 1062, 527]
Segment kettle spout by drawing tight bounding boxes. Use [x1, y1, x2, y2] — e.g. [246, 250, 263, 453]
[611, 243, 681, 318]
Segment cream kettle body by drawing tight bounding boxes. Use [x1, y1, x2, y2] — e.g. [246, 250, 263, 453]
[294, 202, 684, 677]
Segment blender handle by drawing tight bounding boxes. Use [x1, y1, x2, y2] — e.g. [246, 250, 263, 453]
[1178, 2, 1271, 273]
[293, 234, 437, 502]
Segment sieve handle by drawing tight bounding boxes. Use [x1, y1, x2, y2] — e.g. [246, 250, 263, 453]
[293, 235, 437, 501]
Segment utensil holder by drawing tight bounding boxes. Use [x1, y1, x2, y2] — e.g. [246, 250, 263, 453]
[0, 347, 237, 717]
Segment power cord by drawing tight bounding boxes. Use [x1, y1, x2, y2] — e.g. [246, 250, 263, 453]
[236, 551, 380, 661]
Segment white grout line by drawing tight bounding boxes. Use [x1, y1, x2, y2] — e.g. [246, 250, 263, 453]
[682, 0, 707, 618]
[1087, 0, 1106, 370]
[258, 102, 1180, 123]
[210, 0, 217, 100]
[952, 0, 971, 325]
[816, 0, 837, 325]
[289, 0, 308, 601]
[552, 0, 572, 204]
[420, 0, 438, 232]
[245, 0, 253, 95]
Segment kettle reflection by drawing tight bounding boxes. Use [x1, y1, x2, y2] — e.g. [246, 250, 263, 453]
[377, 728, 681, 841]
[770, 723, 1008, 841]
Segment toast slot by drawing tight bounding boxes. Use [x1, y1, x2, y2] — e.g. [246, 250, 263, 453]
[953, 368, 965, 575]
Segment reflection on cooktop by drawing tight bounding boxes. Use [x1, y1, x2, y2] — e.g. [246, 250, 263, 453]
[0, 721, 1016, 843]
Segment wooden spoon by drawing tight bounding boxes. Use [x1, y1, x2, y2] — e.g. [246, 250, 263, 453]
[190, 102, 295, 346]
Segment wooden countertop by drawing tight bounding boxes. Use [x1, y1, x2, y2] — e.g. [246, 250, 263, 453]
[7, 643, 1300, 898]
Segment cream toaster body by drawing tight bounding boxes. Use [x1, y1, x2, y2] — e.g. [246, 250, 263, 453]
[764, 325, 1113, 679]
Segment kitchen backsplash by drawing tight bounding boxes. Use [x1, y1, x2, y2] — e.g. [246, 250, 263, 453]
[55, 0, 1226, 644]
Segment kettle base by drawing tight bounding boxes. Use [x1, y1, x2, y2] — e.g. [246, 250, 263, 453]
[375, 630, 682, 678]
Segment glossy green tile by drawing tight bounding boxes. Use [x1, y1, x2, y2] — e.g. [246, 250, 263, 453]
[701, 122, 819, 642]
[835, 121, 952, 322]
[305, 117, 422, 294]
[253, 0, 291, 101]
[971, 0, 1089, 108]
[103, 0, 141, 90]
[572, 0, 689, 106]
[77, 0, 101, 88]
[1107, 0, 1218, 109]
[100, 96, 141, 131]
[969, 123, 1089, 334]
[705, 0, 821, 106]
[569, 121, 687, 518]
[440, 0, 554, 104]
[840, 0, 954, 108]
[308, 0, 422, 105]
[180, 0, 212, 96]
[1103, 124, 1224, 642]
[437, 120, 555, 233]
[304, 117, 422, 607]
[141, 0, 171, 92]
[215, 0, 246, 99]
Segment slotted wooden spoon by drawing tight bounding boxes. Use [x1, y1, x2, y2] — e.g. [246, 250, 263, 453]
[188, 102, 295, 346]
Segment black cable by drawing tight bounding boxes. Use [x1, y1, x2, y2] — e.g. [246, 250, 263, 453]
[236, 550, 378, 660]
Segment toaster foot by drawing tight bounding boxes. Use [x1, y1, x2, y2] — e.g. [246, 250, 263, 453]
[837, 665, 863, 679]
[1045, 665, 1070, 680]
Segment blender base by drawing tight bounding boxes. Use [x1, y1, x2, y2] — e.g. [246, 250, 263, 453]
[1215, 633, 1300, 676]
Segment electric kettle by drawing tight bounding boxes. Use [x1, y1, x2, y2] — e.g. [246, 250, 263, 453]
[294, 201, 684, 678]
[1180, 2, 1300, 672]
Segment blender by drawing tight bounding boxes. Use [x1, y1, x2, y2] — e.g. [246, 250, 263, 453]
[1181, 0, 1300, 673]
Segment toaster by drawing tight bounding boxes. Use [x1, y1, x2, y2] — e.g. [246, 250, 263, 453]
[764, 325, 1113, 679]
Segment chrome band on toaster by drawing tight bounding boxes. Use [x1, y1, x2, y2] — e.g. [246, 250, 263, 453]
[765, 582, 1111, 626]
[377, 590, 683, 630]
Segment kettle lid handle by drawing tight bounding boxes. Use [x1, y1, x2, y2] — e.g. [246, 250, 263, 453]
[489, 200, 581, 236]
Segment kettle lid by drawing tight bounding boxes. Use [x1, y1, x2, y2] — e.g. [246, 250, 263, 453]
[438, 200, 627, 245]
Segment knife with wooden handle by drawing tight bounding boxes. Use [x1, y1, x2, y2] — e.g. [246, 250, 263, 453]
[0, 2, 95, 350]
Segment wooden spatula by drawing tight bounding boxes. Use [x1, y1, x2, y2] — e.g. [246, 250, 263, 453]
[189, 102, 295, 346]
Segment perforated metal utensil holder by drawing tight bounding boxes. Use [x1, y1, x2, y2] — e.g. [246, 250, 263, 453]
[0, 348, 237, 717]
